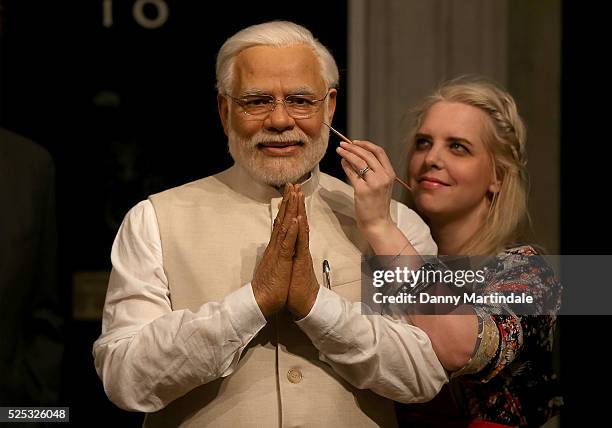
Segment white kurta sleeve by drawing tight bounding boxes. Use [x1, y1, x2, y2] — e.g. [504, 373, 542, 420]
[295, 286, 448, 404]
[92, 200, 267, 412]
[295, 200, 447, 403]
[396, 202, 438, 255]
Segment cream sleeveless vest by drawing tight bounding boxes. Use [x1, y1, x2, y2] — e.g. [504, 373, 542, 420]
[146, 165, 398, 427]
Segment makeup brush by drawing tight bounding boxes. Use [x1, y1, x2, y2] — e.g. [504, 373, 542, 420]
[324, 122, 413, 192]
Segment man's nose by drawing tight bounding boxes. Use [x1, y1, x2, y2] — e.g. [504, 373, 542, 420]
[264, 102, 295, 132]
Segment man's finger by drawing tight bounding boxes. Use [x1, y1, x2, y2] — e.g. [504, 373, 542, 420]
[296, 194, 310, 258]
[297, 192, 308, 231]
[271, 184, 293, 242]
[296, 215, 310, 259]
[279, 218, 299, 259]
[277, 183, 293, 224]
[276, 191, 298, 246]
[286, 189, 299, 219]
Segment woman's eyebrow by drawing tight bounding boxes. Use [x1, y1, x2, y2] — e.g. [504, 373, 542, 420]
[415, 133, 474, 147]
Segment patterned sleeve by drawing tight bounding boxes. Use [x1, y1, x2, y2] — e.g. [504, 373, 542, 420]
[452, 246, 560, 382]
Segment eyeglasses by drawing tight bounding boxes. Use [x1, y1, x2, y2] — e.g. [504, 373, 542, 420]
[226, 90, 330, 120]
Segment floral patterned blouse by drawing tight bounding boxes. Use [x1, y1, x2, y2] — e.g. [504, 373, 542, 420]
[397, 245, 563, 427]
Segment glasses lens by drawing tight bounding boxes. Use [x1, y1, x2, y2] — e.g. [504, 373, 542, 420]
[285, 96, 319, 119]
[239, 96, 274, 116]
[232, 92, 327, 119]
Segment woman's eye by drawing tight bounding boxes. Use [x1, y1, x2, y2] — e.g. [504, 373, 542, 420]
[415, 138, 430, 149]
[450, 142, 469, 153]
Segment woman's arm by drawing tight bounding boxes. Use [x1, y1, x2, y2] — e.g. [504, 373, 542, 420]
[336, 140, 478, 372]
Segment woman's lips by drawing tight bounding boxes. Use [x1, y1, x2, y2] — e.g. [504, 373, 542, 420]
[258, 143, 303, 156]
[418, 177, 450, 190]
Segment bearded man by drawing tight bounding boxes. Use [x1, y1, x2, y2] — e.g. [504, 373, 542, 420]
[93, 21, 448, 428]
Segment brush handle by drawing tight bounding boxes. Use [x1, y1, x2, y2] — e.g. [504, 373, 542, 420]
[324, 122, 412, 192]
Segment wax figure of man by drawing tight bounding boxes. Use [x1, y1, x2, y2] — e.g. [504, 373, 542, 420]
[93, 21, 448, 427]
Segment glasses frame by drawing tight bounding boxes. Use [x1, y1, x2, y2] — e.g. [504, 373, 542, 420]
[225, 89, 331, 120]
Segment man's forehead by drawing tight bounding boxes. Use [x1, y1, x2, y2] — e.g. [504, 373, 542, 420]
[233, 44, 325, 93]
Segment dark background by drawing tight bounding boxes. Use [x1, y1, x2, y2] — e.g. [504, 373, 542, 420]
[1, 0, 609, 426]
[559, 0, 611, 426]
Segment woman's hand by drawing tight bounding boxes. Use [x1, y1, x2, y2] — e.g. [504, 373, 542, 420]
[336, 140, 397, 236]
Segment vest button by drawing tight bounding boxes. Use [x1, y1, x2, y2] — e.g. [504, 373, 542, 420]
[287, 368, 303, 384]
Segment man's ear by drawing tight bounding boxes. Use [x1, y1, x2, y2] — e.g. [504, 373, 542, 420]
[326, 88, 337, 124]
[218, 94, 230, 136]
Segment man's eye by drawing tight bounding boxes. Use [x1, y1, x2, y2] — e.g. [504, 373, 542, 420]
[243, 97, 273, 107]
[286, 97, 314, 106]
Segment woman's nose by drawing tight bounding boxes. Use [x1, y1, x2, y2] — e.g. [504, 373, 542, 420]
[424, 146, 444, 169]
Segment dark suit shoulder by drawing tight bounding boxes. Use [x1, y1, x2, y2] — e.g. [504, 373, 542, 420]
[0, 128, 54, 172]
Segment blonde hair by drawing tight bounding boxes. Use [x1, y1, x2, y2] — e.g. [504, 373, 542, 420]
[215, 21, 339, 94]
[407, 77, 529, 256]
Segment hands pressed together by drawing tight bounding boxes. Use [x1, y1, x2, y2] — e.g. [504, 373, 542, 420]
[252, 184, 320, 320]
[253, 140, 411, 319]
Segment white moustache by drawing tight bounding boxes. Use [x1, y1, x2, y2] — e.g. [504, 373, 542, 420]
[249, 130, 310, 146]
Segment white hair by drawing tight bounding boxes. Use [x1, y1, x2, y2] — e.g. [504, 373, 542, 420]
[215, 21, 339, 94]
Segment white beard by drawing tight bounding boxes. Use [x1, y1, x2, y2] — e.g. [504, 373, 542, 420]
[227, 123, 329, 187]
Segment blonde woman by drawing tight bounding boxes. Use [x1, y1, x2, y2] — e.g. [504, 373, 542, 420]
[336, 77, 561, 427]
